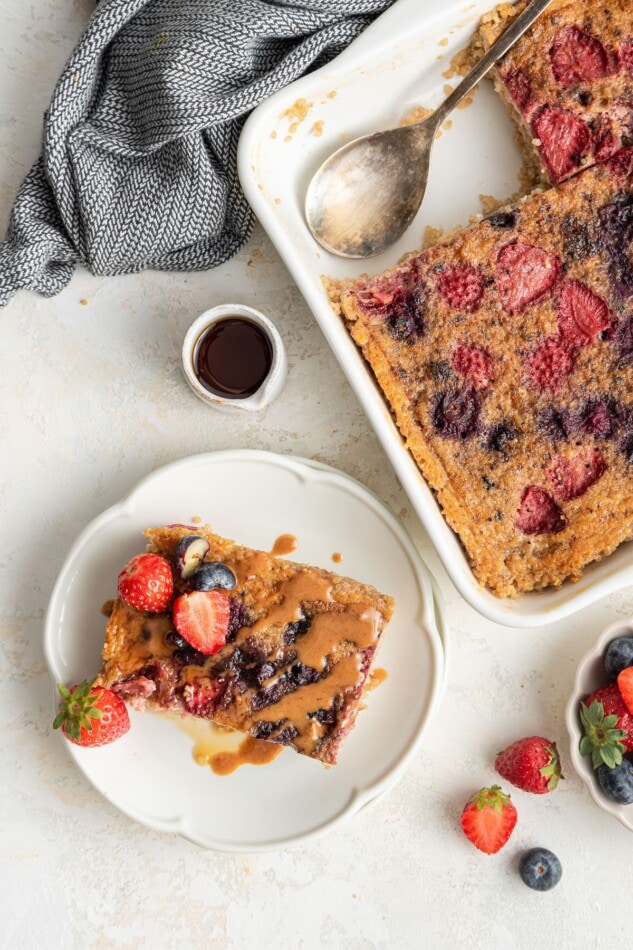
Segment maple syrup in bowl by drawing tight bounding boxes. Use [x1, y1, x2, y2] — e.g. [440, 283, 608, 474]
[181, 304, 287, 413]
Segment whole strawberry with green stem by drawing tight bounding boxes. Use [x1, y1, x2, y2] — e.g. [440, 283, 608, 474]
[495, 736, 563, 794]
[53, 679, 130, 747]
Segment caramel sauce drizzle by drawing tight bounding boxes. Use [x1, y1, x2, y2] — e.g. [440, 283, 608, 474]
[270, 533, 298, 557]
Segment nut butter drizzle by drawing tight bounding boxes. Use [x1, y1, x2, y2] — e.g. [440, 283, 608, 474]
[270, 533, 298, 557]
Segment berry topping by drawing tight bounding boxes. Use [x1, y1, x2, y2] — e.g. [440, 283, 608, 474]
[614, 314, 633, 365]
[515, 486, 564, 535]
[598, 192, 633, 299]
[172, 589, 231, 656]
[532, 105, 591, 182]
[561, 215, 598, 261]
[357, 280, 426, 341]
[596, 760, 633, 804]
[53, 679, 130, 747]
[538, 405, 573, 442]
[550, 25, 611, 86]
[460, 786, 517, 855]
[607, 147, 633, 179]
[622, 39, 633, 74]
[501, 67, 532, 113]
[495, 736, 562, 794]
[557, 280, 611, 345]
[495, 241, 562, 314]
[117, 553, 174, 613]
[182, 680, 226, 718]
[435, 263, 485, 312]
[430, 387, 480, 440]
[592, 115, 620, 163]
[582, 683, 633, 760]
[547, 448, 606, 501]
[519, 849, 562, 892]
[173, 535, 210, 580]
[524, 337, 574, 392]
[605, 637, 633, 679]
[427, 359, 453, 383]
[576, 397, 623, 439]
[485, 422, 518, 457]
[451, 342, 495, 390]
[189, 562, 237, 592]
[486, 210, 518, 229]
[619, 430, 633, 465]
[617, 667, 633, 716]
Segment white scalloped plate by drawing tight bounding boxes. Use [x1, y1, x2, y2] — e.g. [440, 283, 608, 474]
[44, 451, 446, 852]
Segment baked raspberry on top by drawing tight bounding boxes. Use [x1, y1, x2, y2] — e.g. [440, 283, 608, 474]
[331, 153, 633, 597]
[479, 0, 633, 183]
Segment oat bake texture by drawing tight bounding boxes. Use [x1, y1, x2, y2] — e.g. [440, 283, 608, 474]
[478, 0, 633, 184]
[100, 525, 395, 764]
[334, 155, 633, 597]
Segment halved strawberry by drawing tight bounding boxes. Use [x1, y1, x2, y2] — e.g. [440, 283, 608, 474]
[550, 25, 611, 86]
[523, 337, 575, 392]
[117, 553, 174, 613]
[533, 105, 591, 182]
[53, 679, 130, 747]
[557, 280, 611, 346]
[548, 447, 606, 501]
[501, 67, 533, 115]
[515, 486, 565, 535]
[451, 341, 495, 390]
[617, 668, 633, 716]
[172, 590, 230, 655]
[495, 241, 562, 314]
[460, 786, 517, 855]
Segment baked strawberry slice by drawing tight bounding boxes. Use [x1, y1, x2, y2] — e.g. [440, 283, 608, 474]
[515, 486, 564, 535]
[460, 786, 517, 855]
[532, 105, 591, 182]
[550, 25, 611, 86]
[495, 737, 563, 794]
[501, 66, 533, 115]
[495, 241, 562, 314]
[172, 590, 231, 655]
[617, 668, 633, 716]
[557, 280, 612, 346]
[548, 448, 606, 501]
[118, 553, 174, 613]
[451, 341, 495, 390]
[53, 679, 130, 747]
[580, 683, 633, 768]
[436, 263, 485, 312]
[523, 337, 575, 392]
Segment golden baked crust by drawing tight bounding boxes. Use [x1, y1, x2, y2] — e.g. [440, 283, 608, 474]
[99, 525, 395, 765]
[335, 156, 633, 597]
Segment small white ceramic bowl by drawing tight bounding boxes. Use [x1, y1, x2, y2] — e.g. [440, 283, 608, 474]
[181, 303, 287, 414]
[566, 616, 633, 831]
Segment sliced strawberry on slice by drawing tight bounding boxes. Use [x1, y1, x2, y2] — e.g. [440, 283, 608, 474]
[501, 66, 533, 114]
[435, 263, 485, 312]
[617, 668, 633, 716]
[172, 590, 231, 656]
[524, 337, 575, 392]
[557, 280, 612, 345]
[548, 447, 606, 501]
[451, 341, 495, 390]
[516, 486, 565, 535]
[532, 105, 591, 182]
[117, 553, 174, 613]
[495, 241, 562, 314]
[550, 25, 611, 86]
[460, 786, 517, 855]
[53, 679, 130, 747]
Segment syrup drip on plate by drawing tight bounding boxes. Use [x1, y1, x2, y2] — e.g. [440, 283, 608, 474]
[270, 533, 298, 556]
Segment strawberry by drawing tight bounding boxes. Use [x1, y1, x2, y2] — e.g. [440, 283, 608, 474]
[53, 679, 130, 747]
[617, 668, 633, 716]
[117, 553, 174, 613]
[557, 280, 612, 346]
[547, 447, 606, 501]
[550, 25, 611, 86]
[607, 146, 633, 179]
[524, 337, 575, 391]
[622, 39, 633, 75]
[532, 105, 591, 182]
[581, 684, 633, 767]
[436, 263, 484, 312]
[495, 736, 563, 794]
[501, 67, 533, 115]
[451, 341, 495, 390]
[515, 486, 565, 535]
[172, 589, 230, 655]
[592, 116, 620, 164]
[460, 786, 517, 855]
[495, 241, 562, 314]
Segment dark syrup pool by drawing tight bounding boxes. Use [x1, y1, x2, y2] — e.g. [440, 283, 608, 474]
[193, 317, 273, 399]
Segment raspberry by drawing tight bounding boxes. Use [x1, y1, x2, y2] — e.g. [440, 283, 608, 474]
[524, 337, 575, 392]
[614, 314, 633, 366]
[435, 263, 485, 312]
[515, 487, 565, 535]
[533, 105, 591, 182]
[550, 25, 611, 86]
[495, 241, 562, 314]
[557, 280, 611, 346]
[501, 67, 533, 114]
[429, 387, 481, 440]
[451, 342, 495, 390]
[548, 448, 606, 501]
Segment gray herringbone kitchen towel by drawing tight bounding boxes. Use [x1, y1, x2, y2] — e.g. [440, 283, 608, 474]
[0, 0, 394, 307]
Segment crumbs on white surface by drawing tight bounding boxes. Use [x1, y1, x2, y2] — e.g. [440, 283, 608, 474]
[280, 98, 313, 136]
[312, 120, 324, 137]
[191, 515, 202, 524]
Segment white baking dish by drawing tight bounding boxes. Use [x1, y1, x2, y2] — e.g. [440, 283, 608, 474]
[238, 0, 633, 627]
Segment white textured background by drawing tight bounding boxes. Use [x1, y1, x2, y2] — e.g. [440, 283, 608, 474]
[1, 3, 633, 948]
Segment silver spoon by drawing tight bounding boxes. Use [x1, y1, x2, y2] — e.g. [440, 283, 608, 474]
[305, 0, 554, 258]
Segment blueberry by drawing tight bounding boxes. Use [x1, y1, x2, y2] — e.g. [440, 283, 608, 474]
[619, 431, 633, 465]
[189, 561, 236, 591]
[486, 210, 518, 229]
[614, 315, 633, 366]
[604, 636, 633, 678]
[519, 848, 562, 891]
[598, 193, 633, 299]
[430, 387, 480, 440]
[576, 397, 623, 440]
[561, 215, 597, 261]
[173, 535, 210, 580]
[386, 288, 426, 341]
[538, 406, 573, 442]
[485, 422, 518, 457]
[597, 759, 633, 804]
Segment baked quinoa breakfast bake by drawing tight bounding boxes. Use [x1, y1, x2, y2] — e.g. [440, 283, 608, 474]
[332, 152, 633, 597]
[99, 525, 395, 765]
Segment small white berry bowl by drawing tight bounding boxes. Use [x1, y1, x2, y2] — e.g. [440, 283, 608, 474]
[181, 303, 288, 414]
[565, 615, 633, 831]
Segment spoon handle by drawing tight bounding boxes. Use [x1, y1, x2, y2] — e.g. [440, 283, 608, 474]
[431, 0, 554, 128]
